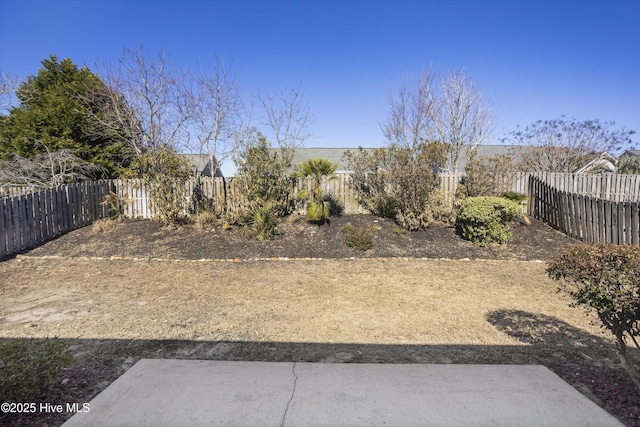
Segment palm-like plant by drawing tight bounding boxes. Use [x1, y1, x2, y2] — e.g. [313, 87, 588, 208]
[293, 158, 338, 222]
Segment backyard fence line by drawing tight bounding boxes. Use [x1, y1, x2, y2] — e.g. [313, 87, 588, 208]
[5, 172, 639, 204]
[3, 172, 640, 259]
[112, 174, 372, 219]
[113, 172, 639, 219]
[532, 172, 640, 202]
[528, 175, 640, 245]
[0, 181, 112, 259]
[112, 172, 530, 219]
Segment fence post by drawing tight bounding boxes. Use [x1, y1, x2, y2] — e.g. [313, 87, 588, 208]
[632, 203, 640, 245]
[33, 191, 42, 245]
[13, 197, 22, 252]
[0, 198, 6, 259]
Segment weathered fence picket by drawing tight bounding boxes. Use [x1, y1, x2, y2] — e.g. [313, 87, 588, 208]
[0, 181, 111, 259]
[528, 175, 640, 245]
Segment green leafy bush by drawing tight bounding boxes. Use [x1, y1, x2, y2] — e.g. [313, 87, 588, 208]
[501, 191, 527, 203]
[0, 338, 73, 402]
[341, 224, 376, 251]
[547, 244, 640, 391]
[456, 196, 522, 245]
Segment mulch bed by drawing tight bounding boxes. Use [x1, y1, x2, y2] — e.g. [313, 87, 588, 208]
[24, 213, 577, 261]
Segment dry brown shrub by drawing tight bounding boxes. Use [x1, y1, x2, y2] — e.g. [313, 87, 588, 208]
[193, 210, 217, 230]
[91, 218, 117, 234]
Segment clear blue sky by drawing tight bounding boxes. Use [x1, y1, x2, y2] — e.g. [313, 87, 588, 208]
[1, 0, 639, 164]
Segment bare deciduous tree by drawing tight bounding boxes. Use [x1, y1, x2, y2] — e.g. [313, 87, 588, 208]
[510, 116, 636, 173]
[79, 74, 142, 158]
[382, 68, 494, 172]
[256, 83, 314, 150]
[430, 70, 494, 172]
[382, 75, 432, 151]
[187, 57, 244, 175]
[95, 46, 191, 155]
[87, 48, 247, 178]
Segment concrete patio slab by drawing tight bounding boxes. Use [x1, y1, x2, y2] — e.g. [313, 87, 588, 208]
[63, 360, 623, 427]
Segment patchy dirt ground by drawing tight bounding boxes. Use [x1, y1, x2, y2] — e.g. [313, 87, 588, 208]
[1, 215, 639, 426]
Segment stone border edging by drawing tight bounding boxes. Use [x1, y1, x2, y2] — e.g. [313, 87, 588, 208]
[14, 254, 546, 263]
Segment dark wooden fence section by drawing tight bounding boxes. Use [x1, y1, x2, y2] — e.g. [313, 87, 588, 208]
[0, 181, 112, 259]
[528, 175, 640, 245]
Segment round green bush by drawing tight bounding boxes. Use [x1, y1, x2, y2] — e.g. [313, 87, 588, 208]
[456, 196, 522, 245]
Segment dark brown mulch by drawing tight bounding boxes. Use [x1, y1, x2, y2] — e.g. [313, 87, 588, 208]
[24, 213, 577, 261]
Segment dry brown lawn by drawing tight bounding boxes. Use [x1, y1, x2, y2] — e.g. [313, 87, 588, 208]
[0, 256, 608, 346]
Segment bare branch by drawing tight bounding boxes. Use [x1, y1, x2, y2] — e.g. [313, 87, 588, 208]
[0, 143, 103, 191]
[510, 116, 636, 172]
[256, 83, 314, 149]
[427, 69, 494, 171]
[381, 70, 435, 151]
[77, 71, 143, 158]
[95, 46, 191, 154]
[0, 70, 20, 112]
[382, 68, 494, 172]
[186, 56, 245, 172]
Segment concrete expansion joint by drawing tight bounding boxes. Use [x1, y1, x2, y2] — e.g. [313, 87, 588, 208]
[280, 362, 298, 427]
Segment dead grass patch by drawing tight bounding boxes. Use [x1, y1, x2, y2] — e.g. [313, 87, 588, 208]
[0, 258, 609, 346]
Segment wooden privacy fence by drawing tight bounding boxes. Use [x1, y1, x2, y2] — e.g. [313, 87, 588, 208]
[528, 175, 640, 245]
[111, 174, 371, 219]
[532, 172, 640, 202]
[3, 172, 640, 258]
[0, 181, 112, 259]
[111, 172, 533, 219]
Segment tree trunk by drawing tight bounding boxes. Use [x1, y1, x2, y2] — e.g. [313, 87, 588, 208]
[617, 334, 640, 392]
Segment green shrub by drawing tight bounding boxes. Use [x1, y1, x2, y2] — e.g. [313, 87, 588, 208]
[456, 196, 522, 245]
[501, 191, 527, 203]
[547, 244, 640, 391]
[0, 338, 73, 402]
[341, 224, 376, 251]
[306, 201, 332, 223]
[234, 135, 296, 217]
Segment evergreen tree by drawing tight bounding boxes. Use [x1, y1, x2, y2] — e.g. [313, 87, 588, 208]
[0, 55, 132, 177]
